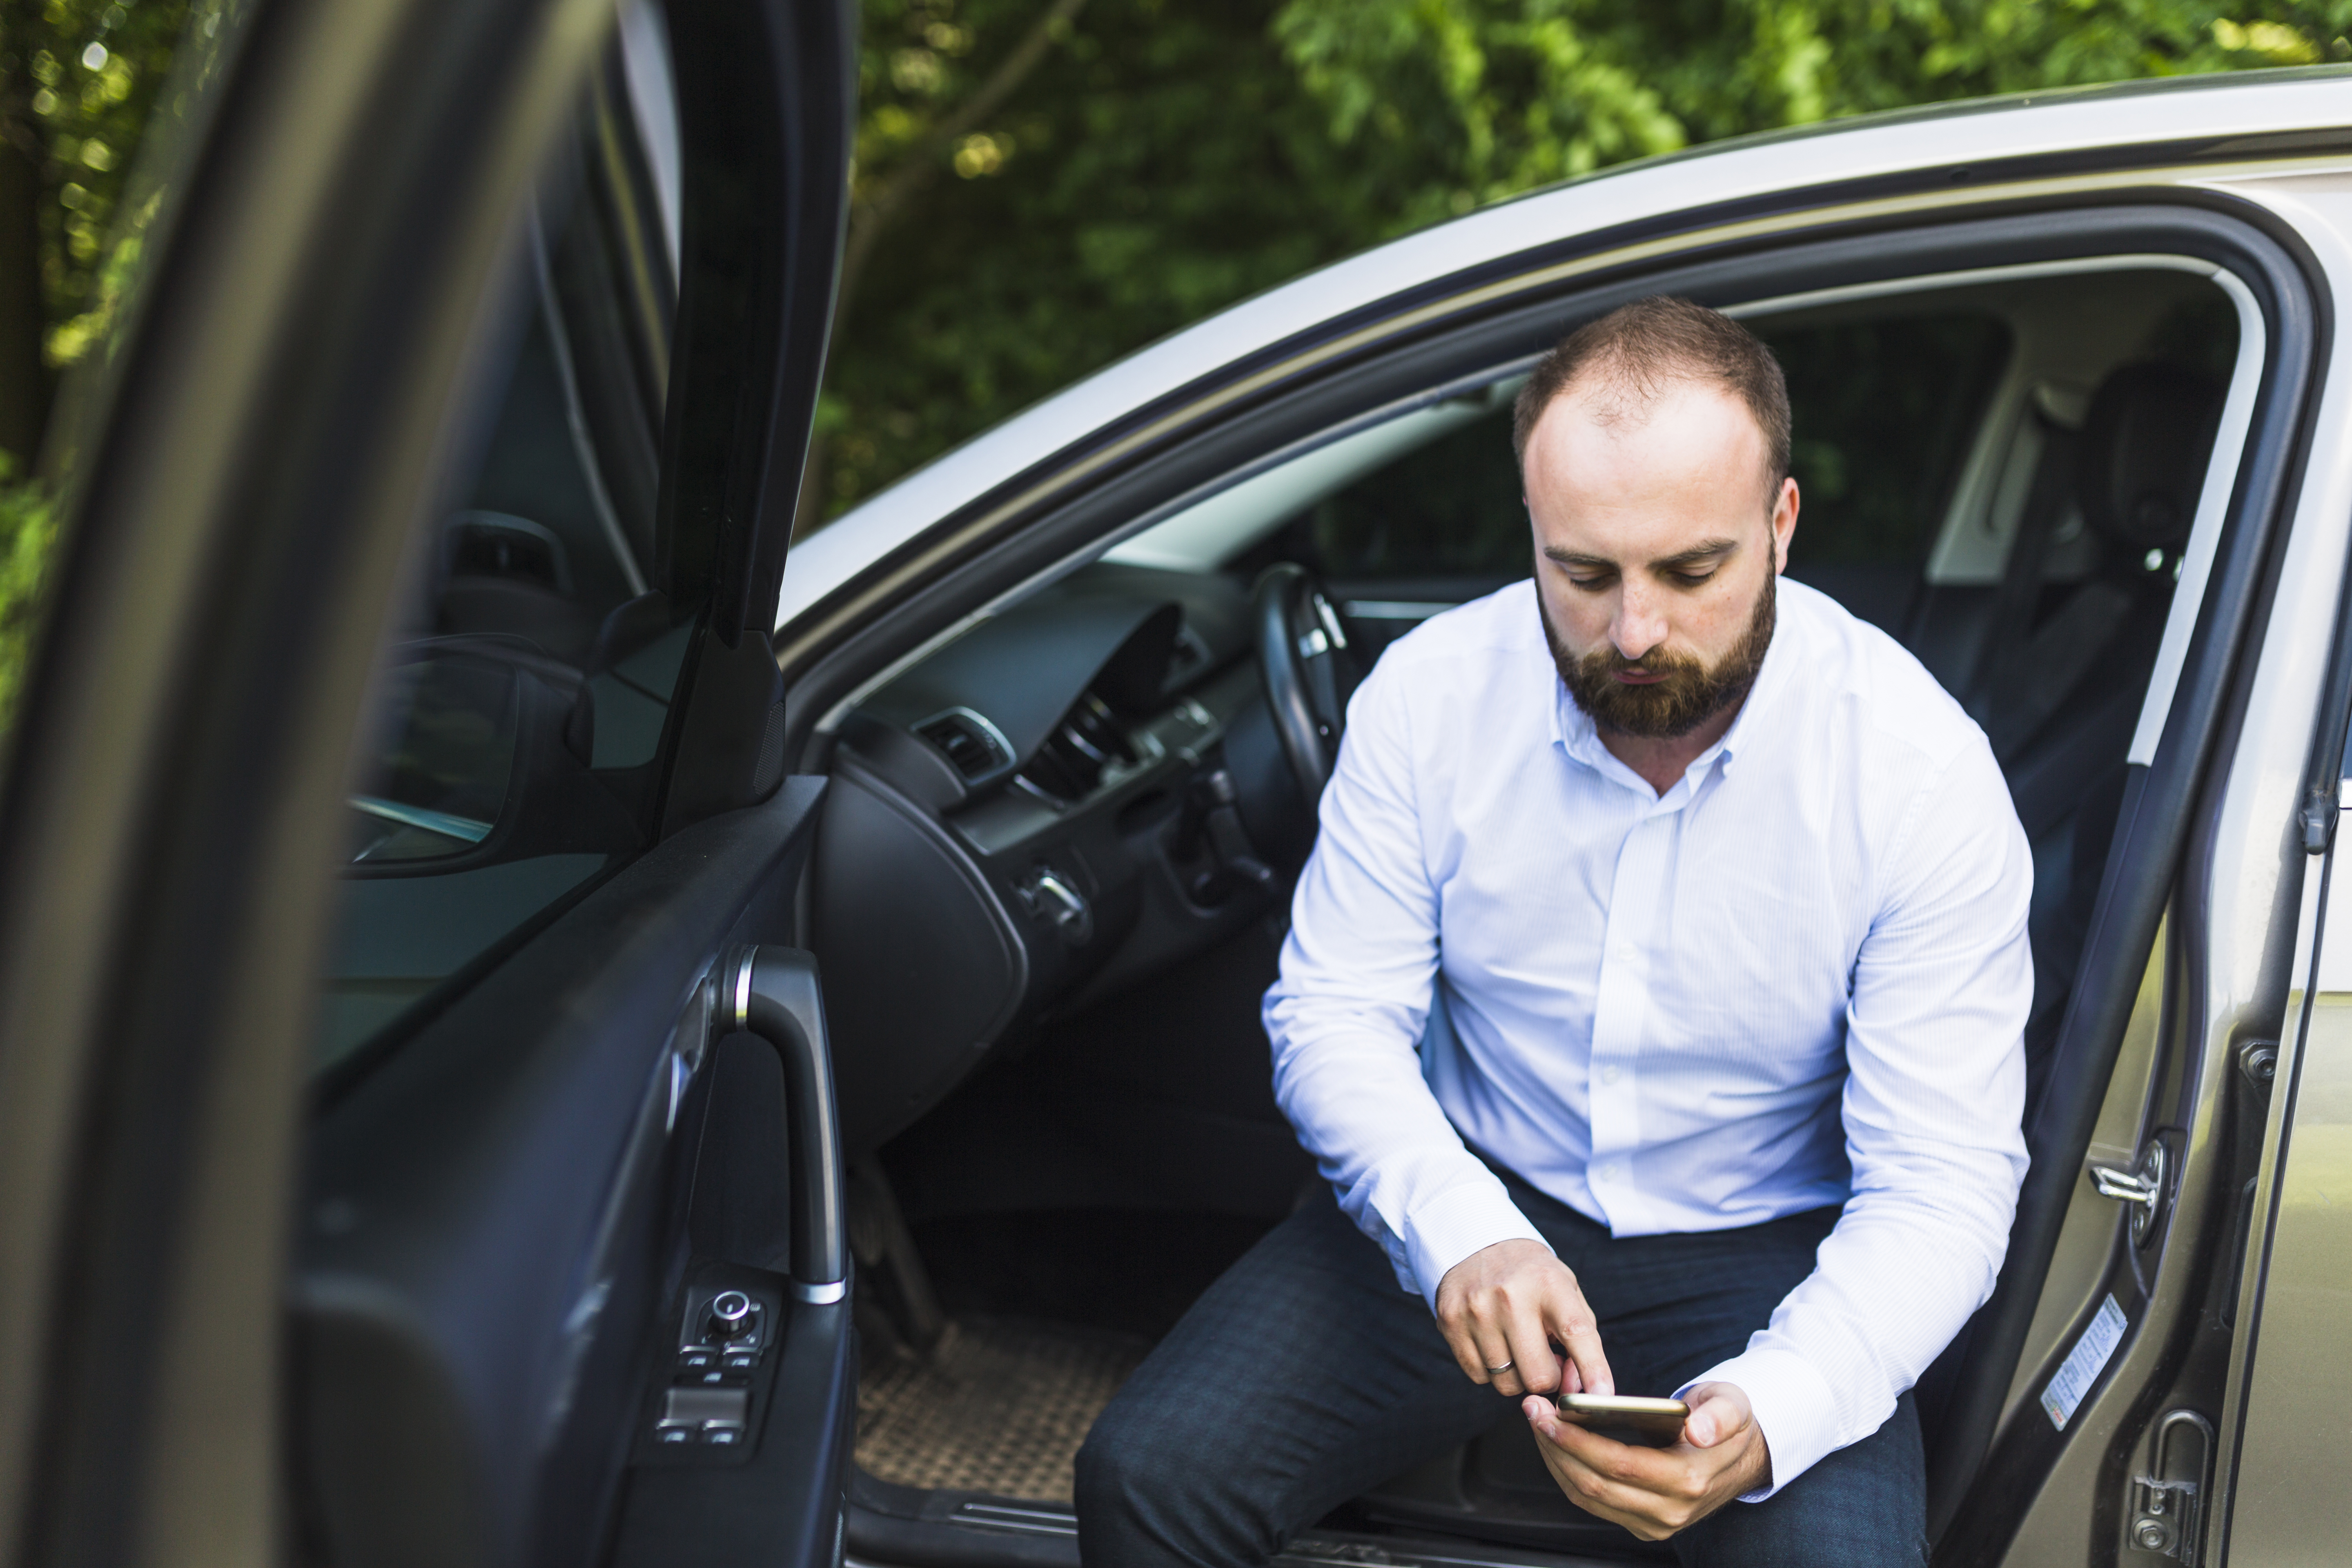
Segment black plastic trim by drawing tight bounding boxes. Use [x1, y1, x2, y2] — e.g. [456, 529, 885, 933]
[649, 0, 853, 835]
[613, 1296, 855, 1568]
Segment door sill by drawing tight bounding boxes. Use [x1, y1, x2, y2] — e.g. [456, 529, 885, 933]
[846, 1486, 1650, 1568]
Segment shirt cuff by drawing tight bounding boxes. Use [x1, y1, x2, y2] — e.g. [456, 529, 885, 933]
[1402, 1174, 1551, 1311]
[1675, 1346, 1839, 1502]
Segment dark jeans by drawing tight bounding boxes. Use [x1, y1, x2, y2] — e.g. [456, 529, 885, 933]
[1076, 1178, 1925, 1568]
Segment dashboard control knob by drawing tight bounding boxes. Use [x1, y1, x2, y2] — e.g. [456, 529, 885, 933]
[707, 1290, 755, 1342]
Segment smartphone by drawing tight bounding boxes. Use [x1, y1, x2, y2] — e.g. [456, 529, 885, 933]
[1544, 1392, 1690, 1448]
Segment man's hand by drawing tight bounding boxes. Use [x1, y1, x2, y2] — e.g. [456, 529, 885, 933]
[1522, 1381, 1770, 1541]
[1432, 1239, 1611, 1401]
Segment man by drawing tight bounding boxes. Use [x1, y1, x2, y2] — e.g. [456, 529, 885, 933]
[1076, 296, 2033, 1568]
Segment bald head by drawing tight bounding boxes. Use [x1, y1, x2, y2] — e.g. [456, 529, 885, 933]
[1512, 296, 1790, 509]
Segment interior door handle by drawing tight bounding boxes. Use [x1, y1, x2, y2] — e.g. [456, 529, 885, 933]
[722, 945, 848, 1302]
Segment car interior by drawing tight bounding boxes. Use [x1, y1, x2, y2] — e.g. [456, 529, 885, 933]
[284, 16, 2256, 1556]
[802, 263, 2243, 1564]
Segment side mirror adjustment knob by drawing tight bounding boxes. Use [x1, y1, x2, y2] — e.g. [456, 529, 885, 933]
[707, 1289, 755, 1341]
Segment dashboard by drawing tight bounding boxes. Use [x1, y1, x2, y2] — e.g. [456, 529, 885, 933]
[807, 563, 1308, 1151]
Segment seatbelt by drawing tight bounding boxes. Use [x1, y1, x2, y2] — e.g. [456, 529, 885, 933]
[1965, 412, 2078, 729]
[1982, 580, 2137, 761]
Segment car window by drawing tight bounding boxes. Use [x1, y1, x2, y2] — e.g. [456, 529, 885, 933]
[1254, 308, 2011, 653]
[316, 22, 685, 1076]
[1764, 311, 2014, 630]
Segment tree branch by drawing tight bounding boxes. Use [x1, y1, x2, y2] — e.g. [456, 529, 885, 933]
[795, 0, 1091, 538]
[834, 0, 1089, 331]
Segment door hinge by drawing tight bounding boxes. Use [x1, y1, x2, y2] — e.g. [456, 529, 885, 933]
[2127, 1409, 2213, 1563]
[2089, 1138, 2170, 1249]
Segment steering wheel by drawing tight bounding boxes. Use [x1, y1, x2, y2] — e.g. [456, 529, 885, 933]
[1252, 563, 1359, 817]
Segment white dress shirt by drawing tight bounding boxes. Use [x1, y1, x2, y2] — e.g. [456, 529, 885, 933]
[1263, 577, 2032, 1498]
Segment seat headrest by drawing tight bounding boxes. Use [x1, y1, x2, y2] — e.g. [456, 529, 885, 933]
[2076, 362, 2227, 552]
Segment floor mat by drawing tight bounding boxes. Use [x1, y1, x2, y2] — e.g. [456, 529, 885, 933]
[855, 1317, 1151, 1503]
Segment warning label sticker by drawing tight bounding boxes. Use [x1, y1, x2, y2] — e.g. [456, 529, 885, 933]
[2041, 1293, 2129, 1431]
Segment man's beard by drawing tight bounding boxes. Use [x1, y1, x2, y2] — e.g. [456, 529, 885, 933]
[1541, 571, 1777, 741]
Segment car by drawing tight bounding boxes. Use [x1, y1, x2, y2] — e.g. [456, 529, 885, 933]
[2, 0, 2350, 1563]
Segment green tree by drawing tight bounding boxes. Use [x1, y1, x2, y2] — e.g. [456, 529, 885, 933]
[813, 0, 2351, 528]
[0, 0, 189, 745]
[0, 0, 191, 460]
[0, 450, 51, 736]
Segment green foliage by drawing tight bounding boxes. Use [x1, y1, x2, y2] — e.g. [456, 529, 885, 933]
[1, 0, 192, 366]
[0, 450, 53, 742]
[824, 0, 1405, 516]
[818, 0, 2352, 524]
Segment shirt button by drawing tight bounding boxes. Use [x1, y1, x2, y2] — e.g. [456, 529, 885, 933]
[1601, 1065, 1621, 1086]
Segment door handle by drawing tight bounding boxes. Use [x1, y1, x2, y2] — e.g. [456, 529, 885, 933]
[722, 945, 848, 1302]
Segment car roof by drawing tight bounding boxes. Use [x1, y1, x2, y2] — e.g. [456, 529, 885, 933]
[777, 67, 2352, 632]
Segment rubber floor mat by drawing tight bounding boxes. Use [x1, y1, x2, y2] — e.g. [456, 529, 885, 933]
[855, 1317, 1152, 1503]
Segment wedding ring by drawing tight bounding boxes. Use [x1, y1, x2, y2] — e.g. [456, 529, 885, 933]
[1487, 1359, 1514, 1374]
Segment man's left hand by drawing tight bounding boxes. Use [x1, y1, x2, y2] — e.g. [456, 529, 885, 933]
[1521, 1381, 1770, 1541]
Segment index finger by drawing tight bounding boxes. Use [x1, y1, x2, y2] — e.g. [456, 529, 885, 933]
[1541, 1289, 1613, 1398]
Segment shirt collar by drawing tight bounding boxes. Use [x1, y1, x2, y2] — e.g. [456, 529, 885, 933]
[1548, 582, 1798, 796]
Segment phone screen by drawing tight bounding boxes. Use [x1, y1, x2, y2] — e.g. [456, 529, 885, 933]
[1547, 1392, 1690, 1448]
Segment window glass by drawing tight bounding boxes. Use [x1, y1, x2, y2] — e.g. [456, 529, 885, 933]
[1767, 313, 2012, 567]
[1278, 410, 1529, 586]
[1764, 311, 2011, 631]
[1258, 308, 2011, 651]
[1269, 314, 2011, 595]
[316, 33, 686, 1078]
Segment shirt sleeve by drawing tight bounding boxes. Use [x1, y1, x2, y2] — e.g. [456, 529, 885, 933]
[1682, 731, 2033, 1499]
[1263, 654, 1551, 1307]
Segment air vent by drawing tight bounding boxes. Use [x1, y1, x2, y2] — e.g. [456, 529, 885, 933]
[1017, 693, 1135, 804]
[1166, 624, 1211, 683]
[914, 708, 1012, 781]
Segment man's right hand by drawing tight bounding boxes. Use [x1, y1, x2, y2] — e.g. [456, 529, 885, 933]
[1433, 1239, 1613, 1401]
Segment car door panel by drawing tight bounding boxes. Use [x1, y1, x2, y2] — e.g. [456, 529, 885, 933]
[298, 777, 832, 1566]
[0, 0, 644, 1558]
[0, 0, 853, 1556]
[282, 0, 855, 1556]
[2229, 837, 2352, 1564]
[2218, 518, 2352, 1563]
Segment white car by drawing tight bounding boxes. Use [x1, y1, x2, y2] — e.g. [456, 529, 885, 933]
[1, 1, 2346, 1561]
[777, 67, 2352, 1568]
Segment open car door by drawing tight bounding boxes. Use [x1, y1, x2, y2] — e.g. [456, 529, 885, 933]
[0, 0, 853, 1564]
